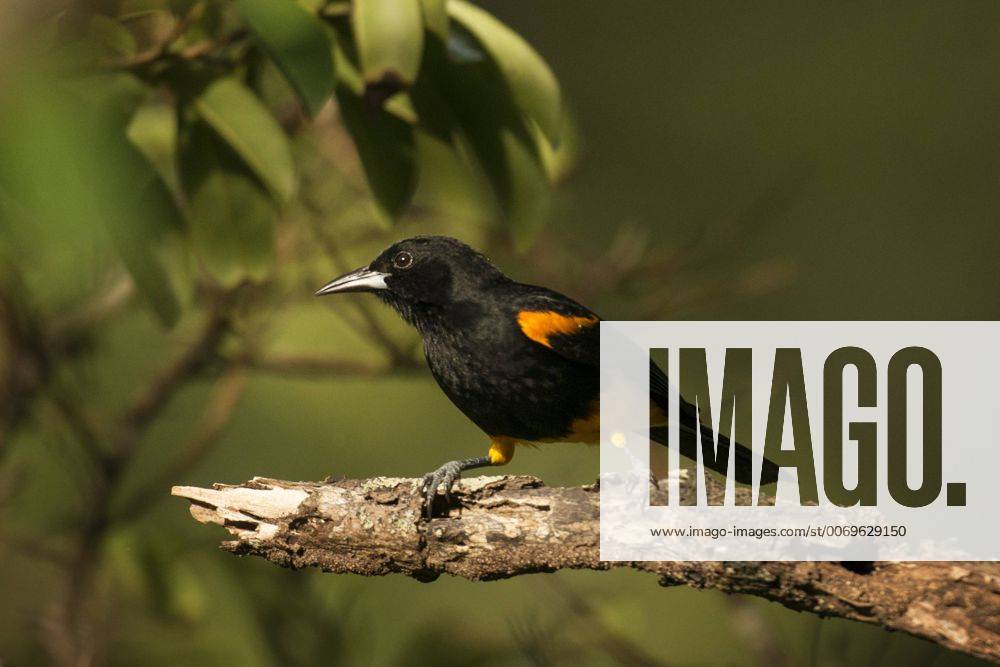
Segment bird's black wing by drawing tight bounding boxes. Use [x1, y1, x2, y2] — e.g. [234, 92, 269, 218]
[511, 288, 670, 395]
[513, 286, 773, 485]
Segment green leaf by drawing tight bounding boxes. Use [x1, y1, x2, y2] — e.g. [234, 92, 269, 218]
[422, 26, 549, 248]
[193, 77, 296, 203]
[352, 0, 425, 85]
[0, 68, 187, 326]
[78, 74, 188, 326]
[180, 123, 276, 286]
[327, 19, 418, 124]
[231, 0, 336, 116]
[419, 0, 448, 40]
[407, 42, 461, 143]
[108, 172, 187, 327]
[127, 90, 180, 195]
[529, 112, 578, 183]
[88, 15, 138, 57]
[447, 0, 561, 144]
[99, 130, 187, 328]
[335, 85, 417, 224]
[479, 125, 550, 249]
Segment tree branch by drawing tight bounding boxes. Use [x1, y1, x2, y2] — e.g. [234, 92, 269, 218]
[233, 353, 395, 378]
[173, 475, 1000, 664]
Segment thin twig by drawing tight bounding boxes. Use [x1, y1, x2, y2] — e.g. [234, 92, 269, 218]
[46, 389, 106, 473]
[235, 353, 398, 378]
[100, 2, 204, 70]
[103, 16, 247, 72]
[546, 578, 667, 667]
[116, 368, 248, 521]
[0, 268, 51, 460]
[105, 293, 232, 474]
[48, 274, 135, 343]
[178, 28, 249, 61]
[56, 293, 235, 664]
[0, 535, 73, 568]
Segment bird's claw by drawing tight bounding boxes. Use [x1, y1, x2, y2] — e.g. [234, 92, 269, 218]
[420, 460, 465, 520]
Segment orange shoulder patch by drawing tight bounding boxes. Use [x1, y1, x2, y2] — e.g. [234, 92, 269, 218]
[516, 310, 598, 349]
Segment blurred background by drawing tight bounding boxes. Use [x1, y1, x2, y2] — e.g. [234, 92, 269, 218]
[1, 0, 998, 665]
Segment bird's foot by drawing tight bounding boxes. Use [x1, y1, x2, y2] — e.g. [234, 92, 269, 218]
[419, 456, 490, 520]
[420, 460, 466, 520]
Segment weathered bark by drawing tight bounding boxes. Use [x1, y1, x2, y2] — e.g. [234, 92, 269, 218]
[173, 475, 1000, 663]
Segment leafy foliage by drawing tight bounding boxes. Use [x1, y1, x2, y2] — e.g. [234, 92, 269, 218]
[180, 122, 277, 286]
[0, 4, 581, 662]
[194, 76, 297, 204]
[232, 0, 337, 116]
[0, 0, 570, 327]
[448, 0, 561, 144]
[352, 0, 425, 86]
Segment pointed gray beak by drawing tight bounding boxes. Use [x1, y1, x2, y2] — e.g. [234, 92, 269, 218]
[315, 267, 389, 296]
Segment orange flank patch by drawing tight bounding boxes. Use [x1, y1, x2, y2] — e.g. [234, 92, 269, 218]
[516, 310, 598, 349]
[562, 401, 666, 443]
[566, 402, 600, 443]
[512, 402, 601, 446]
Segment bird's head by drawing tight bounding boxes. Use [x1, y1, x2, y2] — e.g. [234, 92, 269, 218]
[315, 236, 507, 330]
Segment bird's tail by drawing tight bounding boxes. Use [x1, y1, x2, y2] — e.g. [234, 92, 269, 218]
[649, 360, 778, 486]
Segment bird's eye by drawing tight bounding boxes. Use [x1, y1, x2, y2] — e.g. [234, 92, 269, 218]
[392, 251, 414, 269]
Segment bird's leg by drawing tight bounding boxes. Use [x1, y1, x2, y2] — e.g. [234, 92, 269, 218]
[420, 438, 515, 519]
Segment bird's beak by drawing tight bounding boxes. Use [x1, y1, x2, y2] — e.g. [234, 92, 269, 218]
[314, 267, 389, 296]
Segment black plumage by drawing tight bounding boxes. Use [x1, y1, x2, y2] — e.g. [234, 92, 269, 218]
[316, 235, 765, 518]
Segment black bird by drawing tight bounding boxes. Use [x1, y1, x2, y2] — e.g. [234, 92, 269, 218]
[316, 236, 766, 517]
